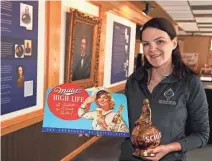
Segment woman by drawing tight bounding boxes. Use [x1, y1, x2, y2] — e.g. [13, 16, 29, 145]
[78, 89, 129, 132]
[119, 17, 209, 161]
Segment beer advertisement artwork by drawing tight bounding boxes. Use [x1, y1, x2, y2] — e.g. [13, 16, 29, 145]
[42, 83, 130, 137]
[131, 99, 161, 157]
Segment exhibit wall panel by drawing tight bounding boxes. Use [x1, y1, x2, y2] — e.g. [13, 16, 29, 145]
[1, 0, 45, 122]
[103, 12, 136, 88]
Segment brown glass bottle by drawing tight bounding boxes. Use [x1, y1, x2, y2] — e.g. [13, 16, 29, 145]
[111, 104, 124, 132]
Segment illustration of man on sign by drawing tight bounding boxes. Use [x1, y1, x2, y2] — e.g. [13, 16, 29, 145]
[78, 88, 129, 132]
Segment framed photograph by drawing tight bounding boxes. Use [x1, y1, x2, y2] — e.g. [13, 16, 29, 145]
[64, 9, 101, 88]
[15, 44, 24, 58]
[24, 39, 32, 56]
[16, 65, 24, 87]
[20, 3, 33, 30]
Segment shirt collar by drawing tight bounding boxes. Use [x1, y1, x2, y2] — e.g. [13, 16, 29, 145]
[132, 67, 180, 84]
[148, 68, 180, 84]
[161, 73, 180, 84]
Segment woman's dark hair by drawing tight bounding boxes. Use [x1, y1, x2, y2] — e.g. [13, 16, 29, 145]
[140, 17, 196, 83]
[136, 53, 142, 69]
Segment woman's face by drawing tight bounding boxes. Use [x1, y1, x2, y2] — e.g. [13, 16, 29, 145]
[96, 94, 110, 109]
[141, 27, 177, 68]
[142, 105, 148, 112]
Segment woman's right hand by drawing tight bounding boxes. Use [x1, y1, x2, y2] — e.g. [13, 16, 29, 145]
[83, 95, 96, 104]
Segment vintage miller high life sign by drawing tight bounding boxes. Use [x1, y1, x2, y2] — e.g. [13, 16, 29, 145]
[48, 84, 90, 120]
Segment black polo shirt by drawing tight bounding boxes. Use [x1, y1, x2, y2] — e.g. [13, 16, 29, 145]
[119, 67, 210, 161]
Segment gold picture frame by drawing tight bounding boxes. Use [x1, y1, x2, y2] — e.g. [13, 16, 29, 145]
[64, 9, 101, 88]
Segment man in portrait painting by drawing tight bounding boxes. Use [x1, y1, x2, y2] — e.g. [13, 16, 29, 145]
[16, 66, 24, 87]
[72, 36, 92, 81]
[25, 42, 31, 54]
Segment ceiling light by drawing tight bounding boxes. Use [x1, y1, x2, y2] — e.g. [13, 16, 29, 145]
[196, 17, 212, 23]
[177, 22, 199, 31]
[192, 10, 212, 14]
[189, 1, 212, 6]
[142, 3, 150, 15]
[199, 28, 212, 31]
[198, 24, 212, 27]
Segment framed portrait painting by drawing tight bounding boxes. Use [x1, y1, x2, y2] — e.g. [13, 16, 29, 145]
[64, 9, 101, 88]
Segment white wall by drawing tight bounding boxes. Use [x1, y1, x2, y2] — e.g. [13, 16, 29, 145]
[1, 0, 45, 121]
[103, 12, 136, 88]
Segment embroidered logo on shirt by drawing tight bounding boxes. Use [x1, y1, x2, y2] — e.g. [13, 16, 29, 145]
[158, 88, 176, 105]
[164, 88, 174, 100]
[158, 100, 176, 105]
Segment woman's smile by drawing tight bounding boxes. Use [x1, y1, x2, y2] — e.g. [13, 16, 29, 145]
[150, 54, 162, 59]
[99, 100, 106, 106]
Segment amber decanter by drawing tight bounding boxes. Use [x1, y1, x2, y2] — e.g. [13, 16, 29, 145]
[131, 99, 161, 157]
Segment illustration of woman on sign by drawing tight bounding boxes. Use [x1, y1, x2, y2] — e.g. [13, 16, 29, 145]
[78, 88, 129, 132]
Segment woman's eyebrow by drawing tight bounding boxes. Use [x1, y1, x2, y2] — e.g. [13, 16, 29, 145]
[142, 37, 165, 43]
[153, 37, 164, 41]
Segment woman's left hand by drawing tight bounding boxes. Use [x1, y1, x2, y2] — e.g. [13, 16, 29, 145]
[97, 118, 108, 129]
[142, 145, 170, 161]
